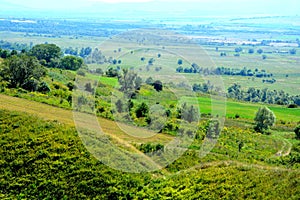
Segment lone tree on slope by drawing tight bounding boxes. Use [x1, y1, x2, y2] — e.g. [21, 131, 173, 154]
[254, 106, 276, 133]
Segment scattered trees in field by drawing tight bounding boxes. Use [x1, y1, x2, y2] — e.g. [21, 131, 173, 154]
[254, 106, 276, 133]
[79, 47, 92, 57]
[177, 65, 272, 78]
[85, 48, 106, 64]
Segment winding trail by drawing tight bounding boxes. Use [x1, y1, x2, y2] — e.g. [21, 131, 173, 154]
[274, 134, 292, 157]
[0, 94, 171, 172]
[0, 94, 295, 173]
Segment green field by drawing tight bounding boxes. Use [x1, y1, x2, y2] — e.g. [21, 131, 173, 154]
[194, 96, 300, 122]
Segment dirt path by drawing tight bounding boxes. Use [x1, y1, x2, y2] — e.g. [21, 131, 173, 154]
[0, 94, 171, 172]
[274, 135, 292, 157]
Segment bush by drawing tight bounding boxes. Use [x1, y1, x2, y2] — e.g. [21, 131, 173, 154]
[153, 80, 163, 92]
[38, 81, 51, 93]
[77, 69, 86, 76]
[135, 102, 149, 118]
[295, 125, 300, 139]
[22, 79, 39, 92]
[288, 104, 298, 108]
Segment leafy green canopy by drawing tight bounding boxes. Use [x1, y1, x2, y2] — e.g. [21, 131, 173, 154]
[254, 106, 276, 133]
[0, 55, 46, 88]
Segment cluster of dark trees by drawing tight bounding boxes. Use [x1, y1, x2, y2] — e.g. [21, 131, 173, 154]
[177, 65, 272, 78]
[0, 52, 49, 92]
[262, 78, 276, 84]
[0, 48, 20, 58]
[192, 81, 216, 94]
[65, 47, 92, 58]
[193, 82, 300, 106]
[145, 77, 163, 92]
[0, 43, 84, 92]
[0, 40, 30, 51]
[227, 83, 300, 106]
[65, 47, 120, 65]
[30, 44, 84, 70]
[178, 103, 199, 123]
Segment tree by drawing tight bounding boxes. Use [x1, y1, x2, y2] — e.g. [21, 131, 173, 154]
[60, 55, 84, 70]
[220, 52, 227, 56]
[254, 106, 276, 133]
[106, 67, 119, 77]
[38, 81, 51, 93]
[10, 50, 18, 56]
[115, 99, 124, 113]
[248, 49, 254, 54]
[180, 103, 199, 123]
[295, 125, 300, 139]
[0, 55, 46, 89]
[289, 48, 297, 55]
[145, 77, 154, 85]
[206, 119, 221, 138]
[153, 80, 163, 92]
[135, 102, 149, 118]
[177, 59, 183, 65]
[185, 105, 199, 123]
[176, 66, 183, 73]
[30, 44, 62, 64]
[235, 47, 243, 53]
[148, 58, 155, 65]
[238, 141, 244, 152]
[0, 49, 9, 58]
[85, 82, 93, 93]
[118, 69, 141, 93]
[257, 49, 263, 54]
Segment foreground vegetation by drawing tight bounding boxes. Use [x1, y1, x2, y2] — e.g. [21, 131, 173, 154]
[0, 109, 299, 199]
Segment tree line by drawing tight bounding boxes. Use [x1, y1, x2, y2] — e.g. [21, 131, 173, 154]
[193, 82, 300, 106]
[176, 65, 273, 78]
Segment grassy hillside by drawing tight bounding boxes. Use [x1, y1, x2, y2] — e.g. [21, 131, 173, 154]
[0, 109, 299, 199]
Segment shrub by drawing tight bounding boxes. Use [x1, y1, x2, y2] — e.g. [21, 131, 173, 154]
[288, 104, 298, 108]
[135, 102, 149, 118]
[295, 125, 300, 139]
[38, 81, 51, 93]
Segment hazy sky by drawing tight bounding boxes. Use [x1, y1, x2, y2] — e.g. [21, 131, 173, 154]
[1, 0, 299, 18]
